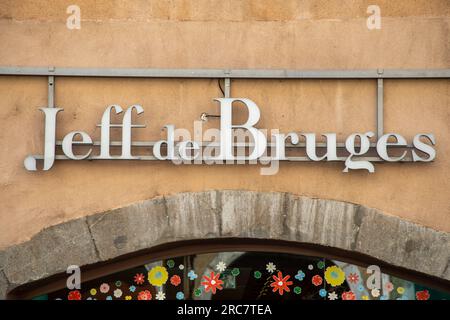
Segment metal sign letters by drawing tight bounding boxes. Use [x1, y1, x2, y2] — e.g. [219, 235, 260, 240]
[23, 98, 435, 173]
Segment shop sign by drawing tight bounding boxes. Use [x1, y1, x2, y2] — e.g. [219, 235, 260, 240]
[24, 98, 435, 174]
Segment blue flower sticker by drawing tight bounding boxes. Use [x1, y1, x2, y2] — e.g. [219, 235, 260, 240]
[188, 270, 198, 280]
[319, 289, 327, 297]
[106, 296, 112, 300]
[357, 284, 365, 292]
[176, 292, 185, 300]
[295, 270, 305, 281]
[129, 285, 136, 293]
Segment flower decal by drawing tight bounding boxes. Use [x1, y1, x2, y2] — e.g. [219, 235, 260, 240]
[371, 288, 380, 298]
[324, 266, 345, 287]
[68, 290, 81, 300]
[317, 261, 325, 269]
[99, 283, 110, 294]
[129, 285, 136, 293]
[166, 260, 175, 268]
[137, 290, 152, 300]
[319, 289, 327, 297]
[384, 282, 394, 293]
[176, 292, 185, 300]
[270, 271, 293, 295]
[215, 261, 227, 272]
[328, 291, 338, 300]
[90, 288, 97, 296]
[134, 273, 145, 285]
[201, 271, 224, 294]
[148, 266, 169, 287]
[170, 275, 181, 286]
[295, 270, 305, 281]
[113, 289, 122, 298]
[341, 291, 356, 300]
[254, 271, 262, 279]
[416, 290, 430, 300]
[294, 286, 302, 294]
[188, 270, 198, 280]
[156, 291, 166, 300]
[266, 262, 276, 273]
[347, 273, 359, 284]
[312, 275, 323, 287]
[194, 288, 202, 297]
[397, 287, 405, 294]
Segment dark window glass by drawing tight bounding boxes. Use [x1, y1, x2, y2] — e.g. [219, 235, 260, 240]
[34, 251, 449, 301]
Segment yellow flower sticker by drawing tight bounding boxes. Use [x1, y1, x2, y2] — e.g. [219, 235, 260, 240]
[362, 295, 369, 300]
[397, 287, 405, 294]
[125, 295, 132, 300]
[148, 266, 169, 287]
[90, 288, 97, 296]
[324, 266, 346, 287]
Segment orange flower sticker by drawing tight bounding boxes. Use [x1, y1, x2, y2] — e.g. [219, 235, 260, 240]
[201, 271, 223, 294]
[270, 271, 293, 295]
[416, 290, 430, 300]
[341, 291, 356, 300]
[170, 275, 181, 286]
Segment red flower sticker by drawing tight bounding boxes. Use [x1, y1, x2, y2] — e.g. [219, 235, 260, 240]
[170, 275, 181, 286]
[347, 273, 359, 284]
[134, 273, 145, 285]
[201, 271, 224, 294]
[137, 290, 152, 300]
[312, 275, 323, 286]
[341, 291, 356, 300]
[270, 271, 293, 295]
[68, 290, 81, 300]
[416, 290, 430, 300]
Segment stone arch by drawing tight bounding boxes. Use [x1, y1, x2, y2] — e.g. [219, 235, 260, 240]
[1, 190, 449, 298]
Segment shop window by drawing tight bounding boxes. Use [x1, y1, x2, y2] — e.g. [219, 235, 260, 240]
[31, 251, 449, 301]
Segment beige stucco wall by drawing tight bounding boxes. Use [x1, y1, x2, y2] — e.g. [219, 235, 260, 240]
[0, 0, 449, 250]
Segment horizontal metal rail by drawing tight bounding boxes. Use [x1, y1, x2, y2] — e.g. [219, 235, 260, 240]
[29, 155, 415, 162]
[42, 141, 416, 163]
[54, 141, 414, 148]
[0, 67, 449, 79]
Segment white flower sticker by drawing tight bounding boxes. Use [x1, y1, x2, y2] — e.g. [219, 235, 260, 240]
[371, 288, 380, 298]
[328, 291, 338, 300]
[266, 262, 276, 273]
[113, 289, 122, 298]
[155, 291, 166, 300]
[215, 261, 227, 272]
